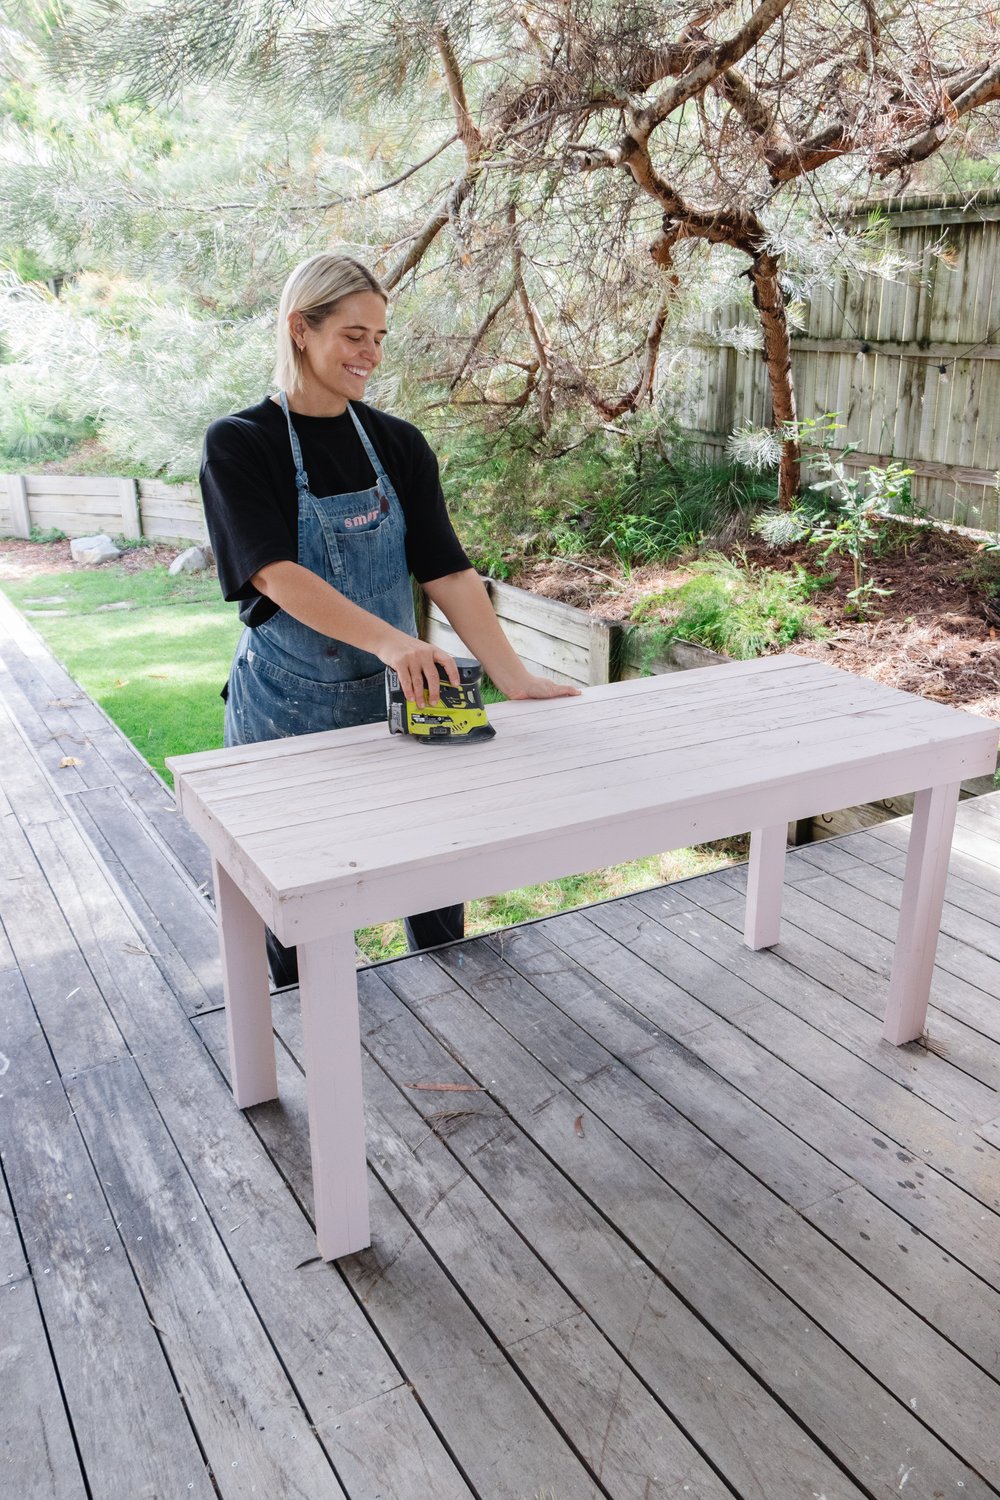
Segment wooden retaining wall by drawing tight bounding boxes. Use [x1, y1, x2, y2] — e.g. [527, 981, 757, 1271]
[423, 580, 722, 690]
[1, 473, 206, 544]
[678, 190, 1000, 532]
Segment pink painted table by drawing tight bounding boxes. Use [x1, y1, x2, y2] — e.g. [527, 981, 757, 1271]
[167, 656, 999, 1260]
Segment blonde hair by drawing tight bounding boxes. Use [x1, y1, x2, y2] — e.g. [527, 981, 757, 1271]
[273, 253, 388, 393]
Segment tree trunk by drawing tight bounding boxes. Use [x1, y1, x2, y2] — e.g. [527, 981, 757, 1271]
[749, 251, 800, 507]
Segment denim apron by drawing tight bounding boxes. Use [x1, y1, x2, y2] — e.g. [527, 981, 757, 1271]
[223, 393, 461, 979]
[224, 392, 417, 746]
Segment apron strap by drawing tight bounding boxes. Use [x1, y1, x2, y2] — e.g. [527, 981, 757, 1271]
[277, 392, 389, 494]
[346, 403, 389, 488]
[277, 390, 310, 496]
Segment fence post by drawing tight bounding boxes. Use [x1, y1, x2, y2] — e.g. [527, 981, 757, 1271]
[117, 477, 142, 540]
[6, 475, 31, 538]
[588, 618, 612, 684]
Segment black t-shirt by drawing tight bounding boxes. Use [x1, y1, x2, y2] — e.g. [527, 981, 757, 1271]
[200, 396, 470, 626]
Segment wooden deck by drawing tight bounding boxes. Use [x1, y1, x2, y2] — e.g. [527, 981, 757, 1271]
[3, 586, 1000, 1500]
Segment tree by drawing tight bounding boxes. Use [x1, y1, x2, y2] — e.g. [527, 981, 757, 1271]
[22, 3, 1000, 500]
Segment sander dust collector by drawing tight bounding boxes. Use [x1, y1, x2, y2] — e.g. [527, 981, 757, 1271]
[386, 657, 496, 744]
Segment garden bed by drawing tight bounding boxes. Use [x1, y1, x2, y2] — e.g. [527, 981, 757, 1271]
[510, 521, 1000, 721]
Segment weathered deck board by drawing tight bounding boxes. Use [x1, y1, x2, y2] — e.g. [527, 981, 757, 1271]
[3, 588, 1000, 1499]
[404, 933, 1000, 1492]
[0, 709, 483, 1498]
[0, 1004, 87, 1500]
[0, 965, 216, 1498]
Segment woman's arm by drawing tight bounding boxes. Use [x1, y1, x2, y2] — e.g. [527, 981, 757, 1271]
[423, 569, 581, 700]
[252, 560, 459, 704]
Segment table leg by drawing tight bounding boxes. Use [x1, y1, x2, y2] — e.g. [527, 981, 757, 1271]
[745, 824, 787, 949]
[212, 858, 276, 1107]
[298, 930, 371, 1260]
[882, 782, 960, 1046]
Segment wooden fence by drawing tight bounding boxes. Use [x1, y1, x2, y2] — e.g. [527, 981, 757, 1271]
[1, 473, 207, 544]
[677, 190, 1000, 532]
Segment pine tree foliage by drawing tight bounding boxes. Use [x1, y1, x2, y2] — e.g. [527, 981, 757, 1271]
[2, 2, 1000, 487]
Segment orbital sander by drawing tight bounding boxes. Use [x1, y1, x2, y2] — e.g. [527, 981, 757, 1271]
[386, 657, 496, 744]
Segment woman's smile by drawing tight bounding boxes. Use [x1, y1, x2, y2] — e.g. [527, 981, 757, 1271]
[289, 290, 387, 415]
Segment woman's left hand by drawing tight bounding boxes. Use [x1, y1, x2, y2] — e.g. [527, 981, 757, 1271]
[502, 672, 581, 701]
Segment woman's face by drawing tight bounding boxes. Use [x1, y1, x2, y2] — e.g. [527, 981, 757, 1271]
[290, 290, 388, 414]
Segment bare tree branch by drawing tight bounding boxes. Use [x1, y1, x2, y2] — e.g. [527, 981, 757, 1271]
[635, 0, 795, 140]
[449, 281, 517, 389]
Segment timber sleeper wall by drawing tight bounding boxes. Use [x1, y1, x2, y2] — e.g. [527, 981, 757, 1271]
[423, 578, 723, 689]
[1, 473, 207, 544]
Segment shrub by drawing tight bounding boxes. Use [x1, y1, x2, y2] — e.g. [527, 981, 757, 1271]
[630, 550, 826, 660]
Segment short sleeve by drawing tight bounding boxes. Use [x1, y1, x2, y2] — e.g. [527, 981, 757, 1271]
[200, 418, 298, 601]
[398, 429, 471, 584]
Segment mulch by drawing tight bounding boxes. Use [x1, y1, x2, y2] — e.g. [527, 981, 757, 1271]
[0, 538, 184, 579]
[511, 523, 1000, 721]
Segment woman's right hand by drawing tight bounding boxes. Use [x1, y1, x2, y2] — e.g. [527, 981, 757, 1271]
[376, 631, 460, 705]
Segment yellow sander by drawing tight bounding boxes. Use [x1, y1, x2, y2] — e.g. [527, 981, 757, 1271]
[385, 657, 496, 744]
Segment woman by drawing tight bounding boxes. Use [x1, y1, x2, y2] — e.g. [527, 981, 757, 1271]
[200, 252, 578, 986]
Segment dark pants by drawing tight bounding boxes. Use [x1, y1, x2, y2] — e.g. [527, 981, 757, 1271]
[266, 904, 465, 989]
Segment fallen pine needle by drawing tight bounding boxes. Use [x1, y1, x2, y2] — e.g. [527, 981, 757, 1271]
[404, 1080, 486, 1092]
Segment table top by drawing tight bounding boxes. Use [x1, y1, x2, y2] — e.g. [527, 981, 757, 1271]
[168, 656, 998, 930]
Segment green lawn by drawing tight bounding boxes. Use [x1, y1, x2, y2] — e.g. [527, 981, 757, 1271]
[1, 557, 744, 961]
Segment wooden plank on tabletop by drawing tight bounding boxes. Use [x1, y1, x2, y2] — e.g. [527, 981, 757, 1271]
[238, 704, 995, 882]
[28, 804, 477, 1500]
[196, 1006, 611, 1500]
[379, 943, 998, 1500]
[543, 901, 1000, 1291]
[0, 971, 215, 1499]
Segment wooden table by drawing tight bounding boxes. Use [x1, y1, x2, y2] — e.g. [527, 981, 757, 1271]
[168, 655, 999, 1261]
